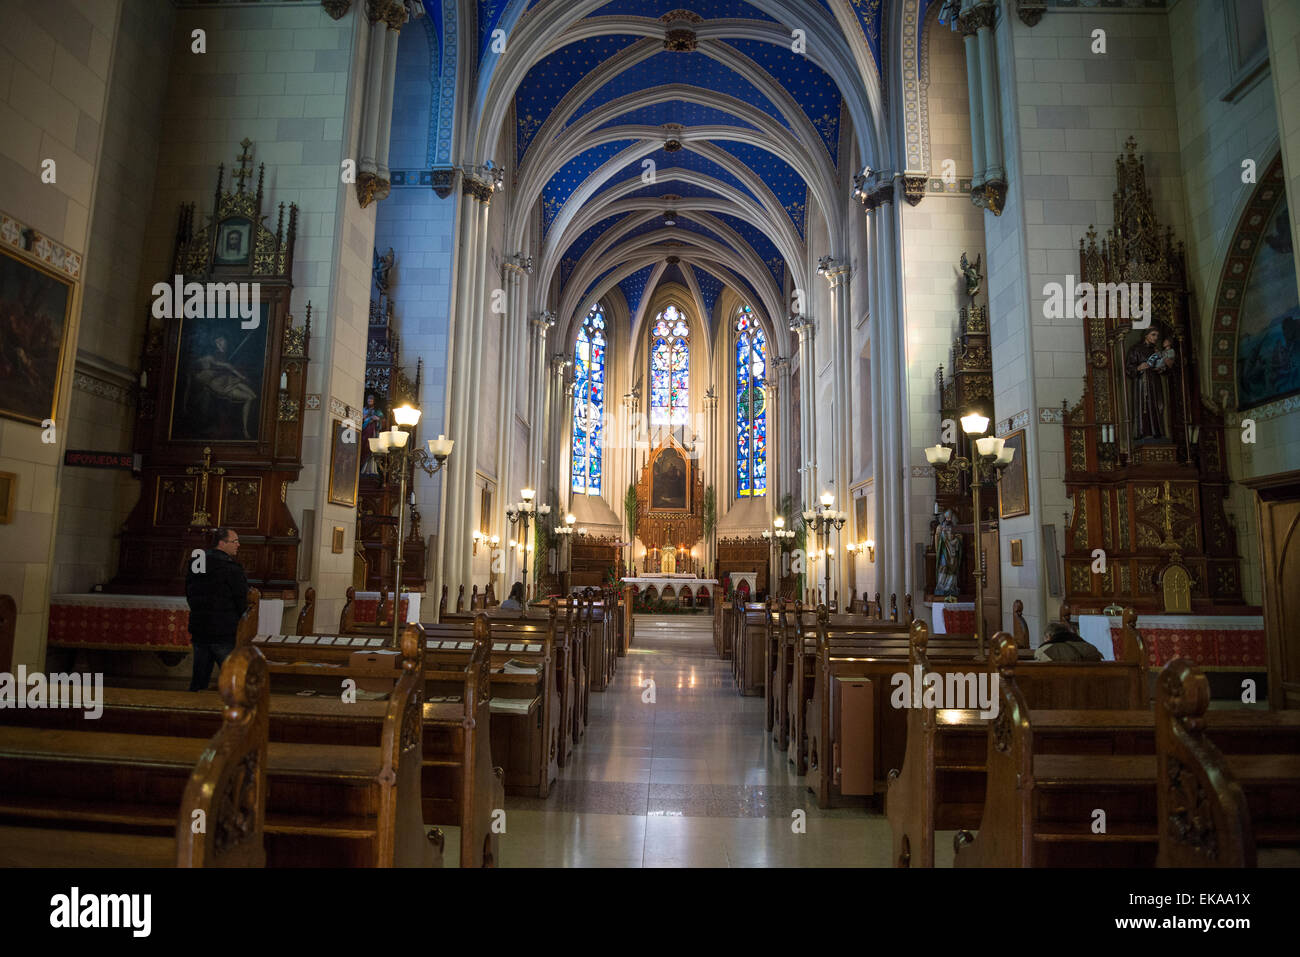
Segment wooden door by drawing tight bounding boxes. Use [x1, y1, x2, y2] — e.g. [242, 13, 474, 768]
[980, 526, 1001, 641]
[1247, 473, 1300, 709]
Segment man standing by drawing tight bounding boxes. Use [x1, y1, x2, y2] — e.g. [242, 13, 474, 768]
[185, 527, 249, 691]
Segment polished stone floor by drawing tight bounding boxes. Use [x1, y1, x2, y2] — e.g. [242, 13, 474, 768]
[492, 614, 909, 868]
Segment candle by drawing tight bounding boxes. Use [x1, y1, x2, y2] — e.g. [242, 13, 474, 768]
[280, 371, 288, 390]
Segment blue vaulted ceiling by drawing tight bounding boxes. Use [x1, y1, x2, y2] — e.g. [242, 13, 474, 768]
[619, 264, 655, 317]
[690, 264, 724, 319]
[506, 0, 882, 340]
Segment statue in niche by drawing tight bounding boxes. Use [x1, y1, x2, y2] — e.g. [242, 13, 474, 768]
[933, 508, 963, 597]
[359, 391, 388, 476]
[373, 247, 395, 298]
[960, 252, 982, 301]
[1125, 326, 1176, 441]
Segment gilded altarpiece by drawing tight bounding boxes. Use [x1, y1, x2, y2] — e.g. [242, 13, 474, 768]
[636, 435, 705, 572]
[1061, 139, 1242, 613]
[112, 140, 309, 598]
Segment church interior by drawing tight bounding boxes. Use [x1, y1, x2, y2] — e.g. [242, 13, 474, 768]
[0, 0, 1299, 874]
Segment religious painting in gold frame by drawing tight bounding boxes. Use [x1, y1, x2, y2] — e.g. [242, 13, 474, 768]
[0, 246, 73, 427]
[650, 441, 690, 512]
[328, 417, 360, 507]
[997, 429, 1029, 519]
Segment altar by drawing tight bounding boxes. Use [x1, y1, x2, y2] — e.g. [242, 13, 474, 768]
[622, 576, 720, 606]
[1074, 613, 1266, 667]
[48, 593, 286, 651]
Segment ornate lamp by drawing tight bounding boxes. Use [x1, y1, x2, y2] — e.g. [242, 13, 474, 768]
[367, 404, 453, 646]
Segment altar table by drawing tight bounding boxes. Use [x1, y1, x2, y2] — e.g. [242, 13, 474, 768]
[1075, 613, 1266, 668]
[48, 593, 285, 651]
[622, 577, 720, 603]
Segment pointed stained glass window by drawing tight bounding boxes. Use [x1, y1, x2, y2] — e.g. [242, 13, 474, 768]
[571, 305, 606, 494]
[736, 306, 766, 496]
[650, 304, 689, 426]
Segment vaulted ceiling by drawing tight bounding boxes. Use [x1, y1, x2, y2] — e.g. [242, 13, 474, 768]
[484, 0, 892, 352]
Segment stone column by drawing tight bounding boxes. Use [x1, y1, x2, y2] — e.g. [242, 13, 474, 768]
[822, 262, 853, 601]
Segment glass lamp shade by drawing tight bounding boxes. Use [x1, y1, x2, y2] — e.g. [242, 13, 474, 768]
[489, 535, 499, 545]
[388, 428, 410, 449]
[521, 488, 536, 502]
[974, 436, 999, 458]
[368, 436, 383, 454]
[565, 513, 576, 526]
[961, 412, 990, 436]
[866, 538, 875, 549]
[820, 492, 834, 507]
[428, 434, 454, 459]
[925, 444, 952, 466]
[773, 515, 785, 529]
[377, 430, 393, 451]
[802, 510, 816, 522]
[762, 530, 771, 540]
[995, 445, 1015, 467]
[392, 404, 421, 427]
[539, 504, 551, 515]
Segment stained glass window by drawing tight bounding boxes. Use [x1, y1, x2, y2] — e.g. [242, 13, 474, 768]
[735, 306, 767, 496]
[571, 305, 606, 494]
[650, 305, 689, 426]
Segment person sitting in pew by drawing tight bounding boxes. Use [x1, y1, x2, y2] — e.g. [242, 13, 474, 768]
[1034, 621, 1102, 662]
[498, 581, 526, 612]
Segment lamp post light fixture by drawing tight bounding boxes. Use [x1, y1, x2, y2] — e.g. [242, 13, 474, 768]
[803, 493, 848, 607]
[554, 512, 577, 592]
[366, 405, 453, 647]
[763, 515, 796, 598]
[924, 410, 1015, 656]
[506, 490, 550, 600]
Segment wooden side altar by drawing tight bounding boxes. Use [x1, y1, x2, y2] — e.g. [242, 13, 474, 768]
[109, 139, 309, 600]
[634, 435, 704, 573]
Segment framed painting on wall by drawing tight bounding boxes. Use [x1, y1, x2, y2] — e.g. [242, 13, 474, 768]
[170, 302, 270, 443]
[997, 429, 1029, 519]
[328, 417, 361, 508]
[0, 246, 73, 426]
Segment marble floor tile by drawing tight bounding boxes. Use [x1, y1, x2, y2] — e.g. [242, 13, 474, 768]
[498, 615, 895, 868]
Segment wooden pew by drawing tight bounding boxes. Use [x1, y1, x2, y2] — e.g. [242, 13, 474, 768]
[800, 608, 987, 804]
[886, 614, 1153, 867]
[951, 637, 1300, 867]
[1156, 659, 1300, 867]
[251, 621, 499, 867]
[442, 599, 582, 763]
[785, 604, 984, 777]
[0, 644, 269, 868]
[296, 586, 316, 635]
[421, 613, 560, 798]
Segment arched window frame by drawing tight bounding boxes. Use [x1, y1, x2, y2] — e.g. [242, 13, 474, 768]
[649, 304, 690, 427]
[735, 305, 767, 497]
[571, 303, 606, 494]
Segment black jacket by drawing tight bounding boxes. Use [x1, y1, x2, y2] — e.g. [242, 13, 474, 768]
[186, 549, 249, 642]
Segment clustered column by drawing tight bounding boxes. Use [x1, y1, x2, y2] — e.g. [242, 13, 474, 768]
[959, 0, 1007, 215]
[438, 173, 494, 601]
[496, 255, 533, 588]
[356, 0, 408, 208]
[823, 261, 853, 602]
[862, 180, 909, 603]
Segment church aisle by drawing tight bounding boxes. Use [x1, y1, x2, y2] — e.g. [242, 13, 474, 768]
[498, 614, 893, 867]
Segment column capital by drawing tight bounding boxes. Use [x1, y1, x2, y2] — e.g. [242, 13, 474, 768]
[816, 257, 850, 287]
[531, 311, 556, 335]
[788, 315, 817, 338]
[504, 253, 533, 277]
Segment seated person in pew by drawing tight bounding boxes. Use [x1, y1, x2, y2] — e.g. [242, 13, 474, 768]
[1034, 621, 1102, 662]
[498, 581, 526, 612]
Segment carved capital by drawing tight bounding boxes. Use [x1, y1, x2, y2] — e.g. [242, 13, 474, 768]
[1017, 0, 1047, 27]
[356, 170, 390, 208]
[959, 1, 998, 35]
[322, 0, 351, 20]
[463, 177, 495, 204]
[903, 174, 928, 207]
[430, 166, 455, 198]
[971, 178, 1007, 216]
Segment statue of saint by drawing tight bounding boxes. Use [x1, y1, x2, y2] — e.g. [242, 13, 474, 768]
[934, 508, 962, 597]
[1126, 327, 1176, 441]
[960, 252, 982, 301]
[359, 392, 387, 476]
